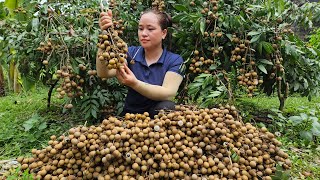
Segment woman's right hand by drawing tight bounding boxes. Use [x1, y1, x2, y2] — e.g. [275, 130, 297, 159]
[99, 10, 113, 30]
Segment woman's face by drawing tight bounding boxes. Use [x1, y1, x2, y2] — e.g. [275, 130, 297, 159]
[138, 12, 167, 50]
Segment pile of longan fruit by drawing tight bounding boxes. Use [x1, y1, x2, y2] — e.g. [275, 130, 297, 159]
[18, 105, 291, 180]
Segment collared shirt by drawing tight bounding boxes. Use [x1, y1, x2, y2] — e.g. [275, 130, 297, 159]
[123, 46, 184, 113]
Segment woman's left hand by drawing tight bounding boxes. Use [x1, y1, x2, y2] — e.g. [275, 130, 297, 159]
[116, 64, 138, 87]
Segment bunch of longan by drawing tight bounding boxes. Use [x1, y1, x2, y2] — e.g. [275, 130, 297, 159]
[36, 38, 54, 55]
[200, 0, 220, 15]
[151, 0, 165, 12]
[55, 65, 86, 109]
[230, 35, 249, 63]
[97, 29, 128, 70]
[188, 50, 214, 74]
[237, 69, 263, 97]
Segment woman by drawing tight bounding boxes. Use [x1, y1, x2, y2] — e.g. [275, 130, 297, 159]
[96, 9, 184, 117]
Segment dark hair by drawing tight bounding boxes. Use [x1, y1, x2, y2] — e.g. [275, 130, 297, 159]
[141, 9, 172, 30]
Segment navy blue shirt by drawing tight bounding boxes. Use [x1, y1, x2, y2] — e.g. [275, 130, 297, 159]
[123, 46, 183, 113]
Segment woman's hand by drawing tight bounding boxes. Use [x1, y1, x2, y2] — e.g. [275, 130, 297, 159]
[116, 64, 138, 87]
[99, 10, 113, 30]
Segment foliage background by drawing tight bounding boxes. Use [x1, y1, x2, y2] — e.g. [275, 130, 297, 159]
[1, 0, 320, 178]
[0, 0, 320, 119]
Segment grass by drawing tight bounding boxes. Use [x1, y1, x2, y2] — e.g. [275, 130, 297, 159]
[236, 94, 320, 115]
[1, 88, 320, 179]
[0, 86, 87, 160]
[237, 94, 320, 179]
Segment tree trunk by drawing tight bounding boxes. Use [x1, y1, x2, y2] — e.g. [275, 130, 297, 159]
[47, 80, 58, 108]
[8, 60, 14, 91]
[0, 65, 5, 97]
[8, 60, 21, 93]
[13, 64, 21, 93]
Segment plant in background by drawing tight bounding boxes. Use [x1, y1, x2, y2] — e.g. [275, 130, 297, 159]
[1, 0, 320, 121]
[5, 167, 33, 180]
[288, 112, 320, 143]
[309, 28, 320, 50]
[0, 0, 129, 120]
[268, 104, 320, 145]
[172, 0, 320, 110]
[187, 71, 232, 108]
[77, 78, 127, 120]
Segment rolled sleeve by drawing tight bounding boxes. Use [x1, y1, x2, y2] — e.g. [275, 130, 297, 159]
[168, 56, 184, 76]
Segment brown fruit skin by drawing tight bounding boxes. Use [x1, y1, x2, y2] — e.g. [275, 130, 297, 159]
[277, 18, 283, 23]
[21, 164, 29, 170]
[43, 60, 49, 65]
[18, 104, 290, 179]
[64, 104, 73, 109]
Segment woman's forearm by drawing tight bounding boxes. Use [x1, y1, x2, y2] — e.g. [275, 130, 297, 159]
[131, 72, 183, 101]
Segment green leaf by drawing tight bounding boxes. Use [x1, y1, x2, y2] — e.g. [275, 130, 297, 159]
[209, 64, 217, 71]
[259, 59, 273, 65]
[85, 111, 91, 119]
[38, 122, 47, 130]
[62, 107, 67, 113]
[278, 0, 285, 13]
[271, 166, 290, 180]
[91, 99, 100, 107]
[190, 82, 203, 87]
[32, 18, 39, 30]
[173, 4, 188, 12]
[172, 13, 187, 22]
[0, 3, 9, 18]
[303, 79, 309, 89]
[81, 101, 91, 110]
[225, 34, 233, 41]
[199, 18, 205, 36]
[293, 83, 300, 91]
[300, 131, 313, 142]
[257, 64, 267, 74]
[311, 119, 320, 136]
[207, 91, 221, 98]
[247, 31, 261, 36]
[257, 42, 262, 54]
[26, 21, 32, 32]
[261, 41, 274, 54]
[250, 34, 261, 43]
[91, 109, 97, 119]
[288, 116, 303, 125]
[300, 113, 308, 120]
[23, 114, 41, 131]
[217, 86, 226, 92]
[231, 152, 239, 162]
[23, 122, 34, 132]
[4, 0, 19, 13]
[64, 36, 72, 41]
